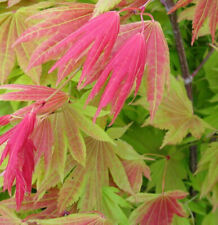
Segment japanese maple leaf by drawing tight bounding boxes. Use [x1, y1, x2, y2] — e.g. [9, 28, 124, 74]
[0, 189, 61, 220]
[0, 110, 37, 209]
[48, 11, 120, 87]
[129, 191, 188, 225]
[197, 142, 218, 210]
[30, 102, 113, 201]
[29, 213, 113, 225]
[87, 32, 146, 125]
[87, 20, 169, 124]
[0, 206, 22, 225]
[13, 3, 94, 83]
[144, 76, 211, 148]
[0, 5, 44, 84]
[168, 0, 218, 44]
[14, 6, 120, 86]
[0, 84, 68, 122]
[57, 136, 149, 219]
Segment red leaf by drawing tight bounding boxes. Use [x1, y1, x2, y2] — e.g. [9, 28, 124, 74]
[130, 191, 188, 225]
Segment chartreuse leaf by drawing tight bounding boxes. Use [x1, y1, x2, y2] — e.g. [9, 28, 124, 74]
[0, 205, 22, 225]
[28, 213, 113, 225]
[204, 51, 218, 93]
[58, 137, 134, 216]
[102, 186, 131, 225]
[94, 0, 122, 16]
[202, 210, 218, 225]
[145, 76, 212, 148]
[147, 148, 187, 192]
[172, 215, 191, 225]
[107, 123, 133, 139]
[68, 104, 114, 144]
[197, 142, 218, 209]
[62, 105, 86, 167]
[0, 6, 44, 84]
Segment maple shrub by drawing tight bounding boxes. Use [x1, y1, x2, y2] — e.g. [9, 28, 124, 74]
[0, 0, 217, 224]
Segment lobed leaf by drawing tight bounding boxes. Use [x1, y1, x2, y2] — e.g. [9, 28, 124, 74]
[144, 76, 211, 147]
[29, 213, 113, 225]
[129, 191, 188, 225]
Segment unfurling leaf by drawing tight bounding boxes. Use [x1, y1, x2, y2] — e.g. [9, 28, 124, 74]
[129, 190, 188, 225]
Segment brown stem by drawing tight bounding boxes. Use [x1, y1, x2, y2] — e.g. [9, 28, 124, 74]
[192, 48, 215, 77]
[162, 0, 193, 99]
[162, 0, 197, 198]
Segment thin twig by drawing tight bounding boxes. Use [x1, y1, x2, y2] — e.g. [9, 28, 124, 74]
[192, 48, 215, 77]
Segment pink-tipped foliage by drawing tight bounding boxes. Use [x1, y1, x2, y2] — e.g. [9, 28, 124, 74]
[0, 84, 68, 118]
[48, 11, 120, 86]
[145, 22, 170, 120]
[130, 191, 188, 225]
[169, 0, 218, 44]
[13, 3, 94, 71]
[0, 111, 37, 209]
[31, 118, 54, 170]
[87, 32, 146, 125]
[122, 159, 150, 193]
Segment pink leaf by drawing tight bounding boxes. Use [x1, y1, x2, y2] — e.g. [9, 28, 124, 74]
[87, 32, 146, 125]
[48, 11, 120, 86]
[130, 191, 188, 225]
